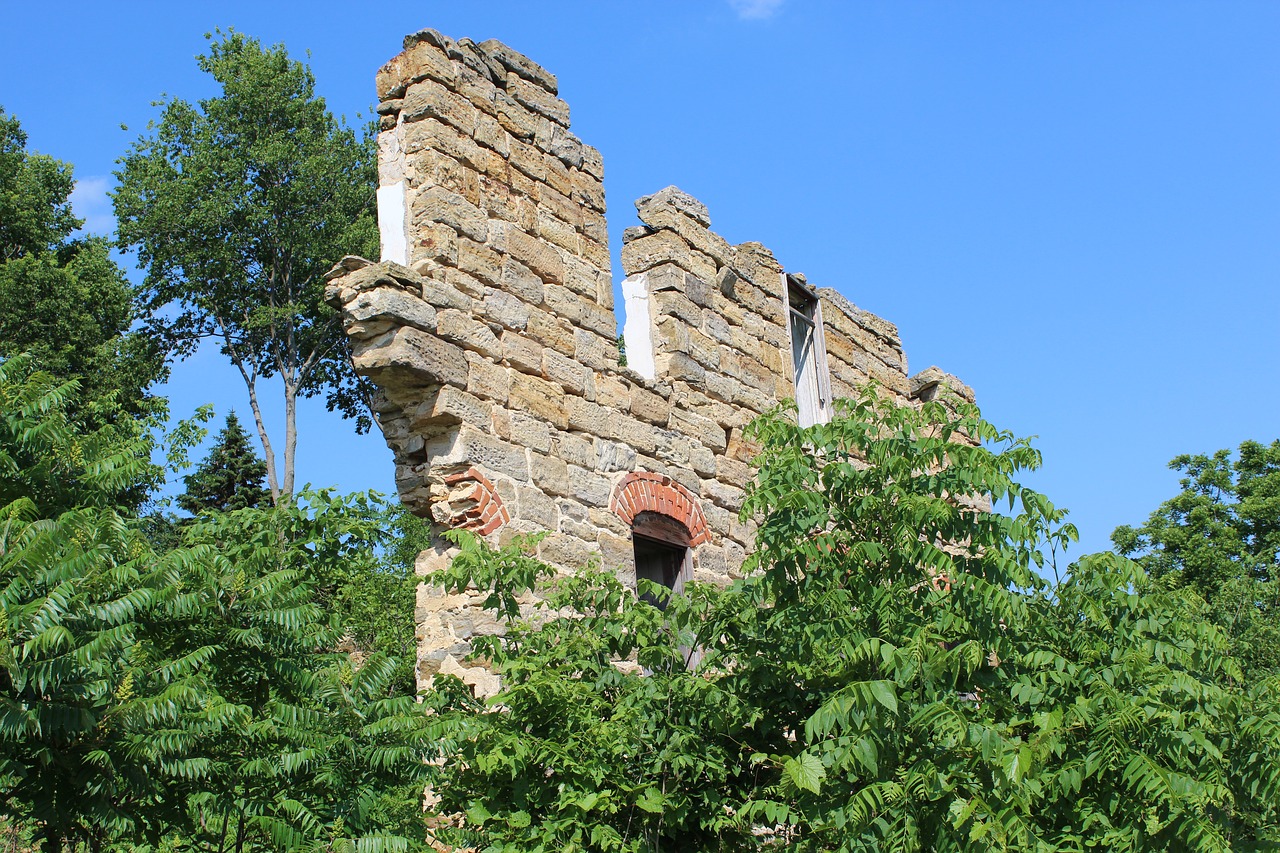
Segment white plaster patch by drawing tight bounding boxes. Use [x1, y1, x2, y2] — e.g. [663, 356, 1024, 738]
[621, 272, 656, 380]
[377, 180, 408, 265]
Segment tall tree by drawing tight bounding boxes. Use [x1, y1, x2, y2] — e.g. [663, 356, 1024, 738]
[0, 107, 163, 423]
[114, 31, 379, 503]
[1114, 440, 1280, 677]
[177, 410, 269, 514]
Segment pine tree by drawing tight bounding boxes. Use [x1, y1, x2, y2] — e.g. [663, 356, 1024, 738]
[178, 411, 269, 514]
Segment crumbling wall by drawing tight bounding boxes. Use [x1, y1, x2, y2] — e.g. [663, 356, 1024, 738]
[324, 29, 974, 693]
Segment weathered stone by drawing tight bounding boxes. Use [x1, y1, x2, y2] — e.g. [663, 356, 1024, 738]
[338, 33, 978, 696]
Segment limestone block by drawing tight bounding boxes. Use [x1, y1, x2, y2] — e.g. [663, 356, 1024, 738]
[436, 309, 502, 359]
[530, 452, 570, 496]
[377, 39, 456, 101]
[509, 411, 553, 454]
[669, 408, 727, 454]
[452, 38, 506, 87]
[581, 145, 604, 181]
[465, 351, 510, 403]
[635, 186, 711, 228]
[516, 485, 559, 528]
[541, 153, 574, 199]
[507, 74, 570, 126]
[402, 78, 478, 135]
[701, 478, 745, 512]
[402, 118, 484, 172]
[412, 185, 487, 243]
[567, 465, 611, 506]
[716, 456, 753, 490]
[473, 114, 511, 156]
[502, 258, 546, 305]
[559, 517, 599, 541]
[688, 444, 717, 478]
[525, 309, 576, 356]
[538, 534, 596, 571]
[580, 300, 618, 339]
[594, 438, 637, 473]
[543, 349, 592, 396]
[654, 352, 705, 384]
[492, 90, 537, 141]
[489, 221, 566, 285]
[410, 386, 491, 431]
[458, 426, 530, 482]
[551, 431, 595, 468]
[566, 396, 609, 435]
[569, 167, 606, 214]
[638, 202, 735, 270]
[419, 272, 473, 311]
[726, 428, 761, 464]
[589, 506, 632, 538]
[629, 387, 671, 425]
[597, 531, 633, 576]
[507, 135, 546, 182]
[622, 230, 712, 283]
[477, 39, 559, 94]
[652, 291, 702, 327]
[345, 288, 437, 333]
[534, 209, 580, 254]
[499, 330, 542, 373]
[543, 282, 585, 325]
[594, 374, 631, 411]
[456, 238, 504, 287]
[510, 374, 570, 429]
[483, 288, 531, 331]
[573, 329, 619, 373]
[351, 326, 468, 390]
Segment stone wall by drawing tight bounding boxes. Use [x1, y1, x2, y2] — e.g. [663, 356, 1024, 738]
[323, 29, 974, 693]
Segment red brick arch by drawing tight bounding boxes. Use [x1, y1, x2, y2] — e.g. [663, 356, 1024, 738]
[443, 467, 510, 536]
[611, 472, 710, 546]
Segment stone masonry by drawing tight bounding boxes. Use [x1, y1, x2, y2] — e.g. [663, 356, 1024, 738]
[323, 29, 974, 694]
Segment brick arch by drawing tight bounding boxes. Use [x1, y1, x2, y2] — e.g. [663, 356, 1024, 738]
[611, 472, 710, 546]
[442, 467, 510, 535]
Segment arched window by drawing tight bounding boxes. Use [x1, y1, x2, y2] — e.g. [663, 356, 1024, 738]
[631, 510, 693, 609]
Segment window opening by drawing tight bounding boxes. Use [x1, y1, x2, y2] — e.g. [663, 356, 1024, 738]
[787, 278, 828, 426]
[631, 511, 692, 610]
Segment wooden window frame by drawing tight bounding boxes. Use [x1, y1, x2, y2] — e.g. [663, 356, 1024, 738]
[782, 272, 833, 426]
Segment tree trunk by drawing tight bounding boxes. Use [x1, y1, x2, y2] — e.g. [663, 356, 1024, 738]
[282, 380, 297, 497]
[243, 376, 282, 504]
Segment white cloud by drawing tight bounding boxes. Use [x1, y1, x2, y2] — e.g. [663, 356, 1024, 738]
[728, 0, 785, 20]
[68, 176, 117, 237]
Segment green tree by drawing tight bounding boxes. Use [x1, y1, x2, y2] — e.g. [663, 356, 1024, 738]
[177, 411, 269, 514]
[0, 108, 163, 424]
[114, 31, 379, 504]
[1114, 440, 1280, 677]
[0, 358, 432, 851]
[422, 391, 1280, 851]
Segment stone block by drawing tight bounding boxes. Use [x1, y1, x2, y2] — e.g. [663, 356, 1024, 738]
[351, 326, 468, 390]
[411, 185, 487, 242]
[483, 288, 531, 331]
[567, 465, 611, 506]
[573, 329, 618, 372]
[402, 118, 484, 173]
[410, 386, 491, 431]
[701, 477, 745, 512]
[345, 288, 437, 333]
[507, 74, 570, 126]
[516, 485, 559, 528]
[509, 411, 553, 453]
[402, 78, 478, 134]
[456, 238, 503, 286]
[509, 374, 569, 429]
[543, 349, 592, 396]
[377, 40, 456, 101]
[538, 534, 596, 571]
[465, 351, 510, 403]
[629, 387, 671, 425]
[436, 309, 502, 359]
[530, 452, 570, 496]
[551, 430, 595, 468]
[595, 438, 637, 473]
[477, 39, 559, 93]
[526, 309, 576, 356]
[490, 221, 566, 285]
[502, 258, 546, 305]
[500, 330, 542, 373]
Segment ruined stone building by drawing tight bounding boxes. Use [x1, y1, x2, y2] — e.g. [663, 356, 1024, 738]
[323, 29, 974, 693]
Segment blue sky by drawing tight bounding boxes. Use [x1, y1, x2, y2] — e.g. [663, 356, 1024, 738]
[4, 1, 1278, 559]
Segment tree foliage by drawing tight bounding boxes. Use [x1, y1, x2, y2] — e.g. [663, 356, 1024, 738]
[0, 357, 431, 852]
[1114, 440, 1280, 678]
[177, 411, 269, 515]
[423, 391, 1280, 851]
[114, 31, 379, 502]
[0, 108, 163, 426]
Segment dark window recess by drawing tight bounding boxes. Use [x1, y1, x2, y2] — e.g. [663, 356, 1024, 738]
[632, 511, 692, 610]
